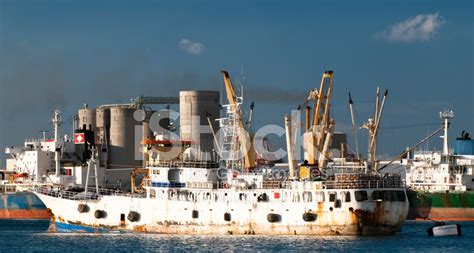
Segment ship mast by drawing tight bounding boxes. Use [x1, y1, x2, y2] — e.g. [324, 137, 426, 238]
[440, 110, 454, 156]
[348, 93, 360, 160]
[52, 109, 62, 177]
[361, 87, 388, 171]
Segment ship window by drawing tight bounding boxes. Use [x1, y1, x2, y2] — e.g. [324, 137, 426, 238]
[355, 191, 368, 202]
[328, 192, 336, 202]
[257, 193, 268, 202]
[393, 191, 406, 202]
[302, 191, 312, 202]
[292, 192, 300, 202]
[314, 191, 325, 202]
[372, 190, 394, 201]
[149, 189, 156, 198]
[342, 191, 351, 202]
[372, 191, 384, 201]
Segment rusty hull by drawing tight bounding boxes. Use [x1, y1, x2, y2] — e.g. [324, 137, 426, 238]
[47, 199, 406, 236]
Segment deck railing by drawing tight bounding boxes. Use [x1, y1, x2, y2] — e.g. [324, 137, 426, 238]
[31, 185, 145, 200]
[147, 160, 219, 169]
[143, 177, 405, 191]
[0, 183, 49, 194]
[0, 184, 17, 193]
[322, 179, 405, 189]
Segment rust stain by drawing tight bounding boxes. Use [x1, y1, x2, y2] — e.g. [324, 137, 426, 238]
[351, 201, 404, 235]
[57, 215, 65, 223]
[133, 225, 147, 232]
[349, 209, 359, 225]
[48, 209, 57, 232]
[316, 202, 324, 220]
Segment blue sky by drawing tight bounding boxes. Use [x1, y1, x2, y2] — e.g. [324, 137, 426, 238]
[0, 0, 472, 165]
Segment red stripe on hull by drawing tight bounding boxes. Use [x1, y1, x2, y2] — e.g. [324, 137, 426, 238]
[0, 209, 50, 219]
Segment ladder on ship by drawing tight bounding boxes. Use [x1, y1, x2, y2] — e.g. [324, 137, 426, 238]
[219, 102, 243, 171]
[84, 146, 99, 195]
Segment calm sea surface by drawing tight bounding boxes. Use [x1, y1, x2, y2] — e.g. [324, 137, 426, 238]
[0, 220, 473, 252]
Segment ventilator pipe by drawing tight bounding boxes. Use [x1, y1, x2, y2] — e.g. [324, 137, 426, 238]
[285, 114, 297, 180]
[305, 106, 311, 131]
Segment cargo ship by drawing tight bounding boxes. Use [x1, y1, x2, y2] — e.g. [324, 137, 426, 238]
[403, 110, 474, 220]
[33, 70, 409, 235]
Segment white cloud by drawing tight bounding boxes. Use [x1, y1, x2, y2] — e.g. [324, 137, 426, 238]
[376, 13, 445, 43]
[179, 38, 206, 55]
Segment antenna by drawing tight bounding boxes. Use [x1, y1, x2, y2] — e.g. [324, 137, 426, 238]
[39, 130, 49, 142]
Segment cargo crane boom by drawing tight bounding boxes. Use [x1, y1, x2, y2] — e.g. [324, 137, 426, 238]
[304, 71, 335, 169]
[221, 70, 255, 170]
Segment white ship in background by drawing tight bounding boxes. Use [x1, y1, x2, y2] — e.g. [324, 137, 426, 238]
[1, 97, 181, 219]
[1, 108, 133, 219]
[404, 110, 474, 192]
[401, 110, 474, 220]
[3, 107, 139, 190]
[33, 70, 409, 235]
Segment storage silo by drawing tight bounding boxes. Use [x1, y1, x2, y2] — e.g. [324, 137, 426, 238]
[96, 107, 110, 144]
[78, 107, 96, 131]
[109, 106, 141, 169]
[179, 91, 220, 153]
[95, 108, 110, 166]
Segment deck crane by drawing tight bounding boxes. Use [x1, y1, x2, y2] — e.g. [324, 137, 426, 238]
[361, 87, 388, 171]
[221, 70, 255, 171]
[303, 71, 335, 170]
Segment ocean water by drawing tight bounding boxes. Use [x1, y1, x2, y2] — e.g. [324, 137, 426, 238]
[0, 220, 473, 252]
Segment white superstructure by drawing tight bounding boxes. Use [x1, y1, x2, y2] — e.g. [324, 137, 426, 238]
[3, 109, 129, 188]
[4, 109, 78, 184]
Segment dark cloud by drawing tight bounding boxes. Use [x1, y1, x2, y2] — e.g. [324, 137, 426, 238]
[246, 86, 308, 105]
